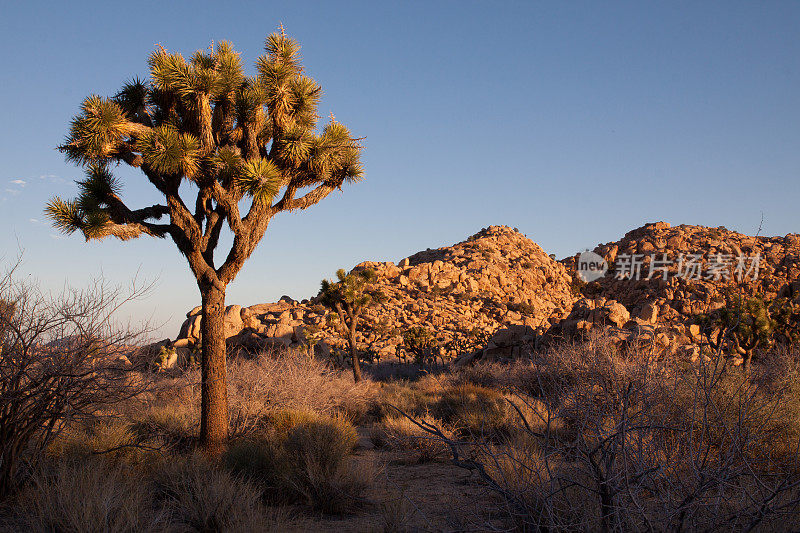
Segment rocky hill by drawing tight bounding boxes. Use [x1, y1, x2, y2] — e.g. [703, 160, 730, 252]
[166, 226, 577, 364]
[159, 222, 800, 368]
[540, 222, 800, 361]
[565, 221, 800, 323]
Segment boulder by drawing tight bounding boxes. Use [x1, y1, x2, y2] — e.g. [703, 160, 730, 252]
[223, 305, 244, 338]
[489, 325, 536, 348]
[226, 330, 288, 356]
[606, 302, 630, 328]
[637, 302, 658, 324]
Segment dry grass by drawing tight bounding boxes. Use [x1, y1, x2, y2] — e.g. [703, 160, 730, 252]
[370, 414, 454, 463]
[6, 459, 160, 533]
[226, 350, 379, 426]
[122, 348, 378, 444]
[3, 455, 301, 532]
[152, 455, 296, 532]
[5, 339, 800, 531]
[409, 341, 800, 531]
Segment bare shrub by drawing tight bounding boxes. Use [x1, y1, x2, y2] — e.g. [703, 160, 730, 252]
[0, 266, 150, 498]
[403, 340, 800, 531]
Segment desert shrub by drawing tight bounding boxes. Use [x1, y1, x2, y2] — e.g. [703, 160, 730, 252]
[225, 350, 378, 430]
[5, 459, 161, 533]
[152, 345, 176, 370]
[267, 408, 323, 436]
[569, 273, 587, 296]
[223, 438, 283, 490]
[366, 382, 436, 422]
[223, 411, 370, 514]
[370, 415, 454, 463]
[0, 268, 149, 499]
[455, 362, 503, 389]
[129, 381, 199, 451]
[410, 341, 800, 531]
[400, 326, 438, 366]
[281, 415, 367, 513]
[432, 384, 520, 437]
[667, 361, 800, 467]
[508, 301, 537, 316]
[378, 492, 416, 533]
[152, 456, 282, 532]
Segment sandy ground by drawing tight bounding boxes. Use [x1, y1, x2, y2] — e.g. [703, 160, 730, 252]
[298, 429, 497, 532]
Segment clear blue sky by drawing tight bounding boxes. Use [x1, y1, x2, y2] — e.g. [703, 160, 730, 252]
[1, 1, 798, 339]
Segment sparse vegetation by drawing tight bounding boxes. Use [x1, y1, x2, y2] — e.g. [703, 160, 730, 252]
[0, 316, 798, 530]
[398, 326, 438, 366]
[0, 266, 149, 499]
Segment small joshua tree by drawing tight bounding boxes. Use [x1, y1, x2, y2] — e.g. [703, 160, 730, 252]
[401, 326, 439, 366]
[319, 268, 383, 382]
[770, 297, 800, 346]
[45, 29, 363, 451]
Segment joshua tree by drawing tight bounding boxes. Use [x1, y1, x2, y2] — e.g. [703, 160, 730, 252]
[46, 29, 364, 452]
[704, 292, 775, 374]
[400, 325, 439, 366]
[319, 268, 382, 382]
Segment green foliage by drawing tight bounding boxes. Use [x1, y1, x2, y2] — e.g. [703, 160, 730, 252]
[318, 268, 384, 377]
[770, 297, 800, 345]
[154, 345, 176, 368]
[442, 327, 492, 358]
[698, 291, 800, 373]
[48, 29, 363, 242]
[136, 125, 201, 178]
[319, 268, 383, 312]
[508, 301, 537, 315]
[570, 273, 587, 296]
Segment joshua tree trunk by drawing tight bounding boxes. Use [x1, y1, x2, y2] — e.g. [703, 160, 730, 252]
[199, 283, 229, 454]
[349, 314, 362, 382]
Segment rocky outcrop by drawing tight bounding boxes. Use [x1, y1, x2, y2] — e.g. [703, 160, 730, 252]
[172, 226, 578, 359]
[564, 222, 800, 325]
[164, 222, 800, 366]
[543, 222, 800, 359]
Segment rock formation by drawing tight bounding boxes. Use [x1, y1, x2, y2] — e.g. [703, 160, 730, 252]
[171, 226, 577, 362]
[162, 222, 800, 367]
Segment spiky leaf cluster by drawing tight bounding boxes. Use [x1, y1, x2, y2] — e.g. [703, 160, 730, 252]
[701, 291, 780, 357]
[771, 298, 800, 345]
[319, 268, 384, 314]
[48, 29, 364, 286]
